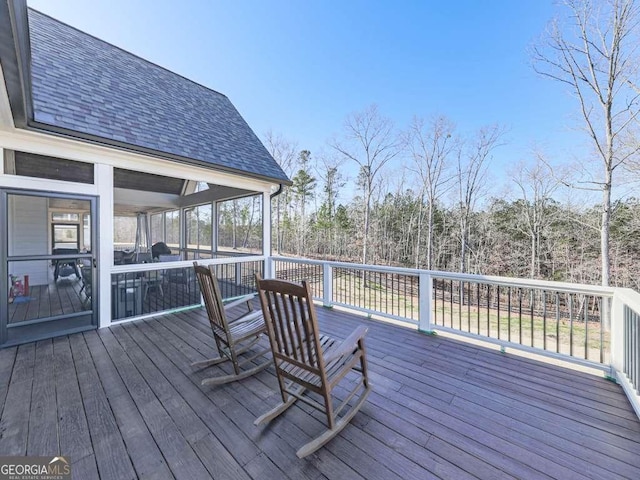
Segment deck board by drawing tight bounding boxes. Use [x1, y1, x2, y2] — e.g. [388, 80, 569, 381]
[1, 305, 639, 479]
[27, 340, 57, 456]
[52, 336, 97, 472]
[8, 280, 86, 324]
[0, 347, 17, 414]
[82, 330, 174, 480]
[0, 343, 34, 456]
[69, 333, 137, 480]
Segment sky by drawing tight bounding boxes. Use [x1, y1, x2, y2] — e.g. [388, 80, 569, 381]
[26, 0, 592, 199]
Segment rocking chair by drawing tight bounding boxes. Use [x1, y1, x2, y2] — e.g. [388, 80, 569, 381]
[254, 274, 371, 458]
[192, 262, 271, 386]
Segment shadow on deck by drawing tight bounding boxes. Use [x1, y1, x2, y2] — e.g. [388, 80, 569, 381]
[0, 304, 639, 479]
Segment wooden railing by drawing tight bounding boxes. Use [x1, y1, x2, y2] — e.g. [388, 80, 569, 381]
[611, 288, 640, 419]
[269, 256, 639, 420]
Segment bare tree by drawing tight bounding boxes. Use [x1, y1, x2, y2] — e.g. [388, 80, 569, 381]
[406, 115, 456, 269]
[457, 125, 505, 273]
[264, 131, 298, 254]
[331, 104, 400, 266]
[512, 152, 561, 278]
[533, 0, 640, 286]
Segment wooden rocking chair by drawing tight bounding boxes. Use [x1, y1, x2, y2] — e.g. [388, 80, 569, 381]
[192, 262, 271, 386]
[254, 274, 371, 458]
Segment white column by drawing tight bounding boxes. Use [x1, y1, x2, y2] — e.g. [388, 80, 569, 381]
[211, 201, 218, 255]
[180, 206, 186, 258]
[96, 163, 114, 328]
[263, 191, 272, 277]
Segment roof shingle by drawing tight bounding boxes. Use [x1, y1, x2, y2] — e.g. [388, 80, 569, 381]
[27, 9, 289, 183]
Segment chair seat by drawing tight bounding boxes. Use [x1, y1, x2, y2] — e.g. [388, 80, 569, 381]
[213, 311, 265, 343]
[278, 334, 364, 389]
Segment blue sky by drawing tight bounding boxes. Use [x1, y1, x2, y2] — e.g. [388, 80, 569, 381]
[27, 0, 589, 196]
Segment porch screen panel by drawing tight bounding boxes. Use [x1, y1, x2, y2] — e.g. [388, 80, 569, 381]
[150, 213, 163, 245]
[12, 152, 94, 184]
[186, 204, 212, 257]
[165, 210, 180, 251]
[217, 194, 263, 254]
[114, 216, 137, 251]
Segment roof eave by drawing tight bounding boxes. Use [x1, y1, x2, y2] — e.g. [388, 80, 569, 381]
[0, 0, 32, 128]
[26, 120, 293, 186]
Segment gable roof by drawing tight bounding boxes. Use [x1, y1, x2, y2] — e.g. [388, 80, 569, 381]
[2, 4, 289, 184]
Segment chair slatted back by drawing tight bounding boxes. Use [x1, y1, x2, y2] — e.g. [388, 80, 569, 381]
[256, 277, 324, 375]
[193, 264, 229, 336]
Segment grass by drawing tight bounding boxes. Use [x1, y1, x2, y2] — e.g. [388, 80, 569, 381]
[323, 272, 607, 364]
[273, 266, 609, 364]
[434, 303, 608, 363]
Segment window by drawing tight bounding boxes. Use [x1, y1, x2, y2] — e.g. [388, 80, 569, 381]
[194, 181, 209, 193]
[52, 224, 79, 250]
[83, 214, 91, 251]
[52, 213, 79, 222]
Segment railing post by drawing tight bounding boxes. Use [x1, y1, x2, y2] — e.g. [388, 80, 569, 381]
[610, 292, 625, 379]
[235, 262, 242, 286]
[323, 263, 333, 308]
[419, 272, 433, 333]
[264, 256, 274, 279]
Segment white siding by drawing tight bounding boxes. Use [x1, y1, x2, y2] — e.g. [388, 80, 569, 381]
[8, 194, 49, 285]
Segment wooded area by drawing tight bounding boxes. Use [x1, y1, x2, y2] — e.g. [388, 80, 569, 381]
[267, 144, 640, 290]
[263, 0, 640, 290]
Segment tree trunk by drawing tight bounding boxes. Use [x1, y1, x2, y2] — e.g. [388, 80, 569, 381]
[531, 233, 536, 279]
[460, 210, 468, 273]
[427, 200, 434, 270]
[232, 201, 238, 249]
[414, 199, 424, 269]
[362, 187, 371, 266]
[601, 175, 612, 287]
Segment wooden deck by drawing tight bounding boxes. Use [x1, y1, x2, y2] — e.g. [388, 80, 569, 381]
[8, 278, 87, 324]
[1, 304, 639, 479]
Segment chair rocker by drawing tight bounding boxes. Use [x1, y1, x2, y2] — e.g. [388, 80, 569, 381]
[254, 275, 371, 458]
[192, 262, 271, 386]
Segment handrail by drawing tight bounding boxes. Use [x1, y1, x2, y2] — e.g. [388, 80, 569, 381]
[111, 255, 266, 274]
[270, 256, 616, 296]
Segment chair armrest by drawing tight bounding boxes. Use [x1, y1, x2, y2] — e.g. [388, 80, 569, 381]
[323, 325, 368, 364]
[223, 293, 257, 311]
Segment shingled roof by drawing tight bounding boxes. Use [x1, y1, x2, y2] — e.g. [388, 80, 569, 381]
[24, 8, 289, 183]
